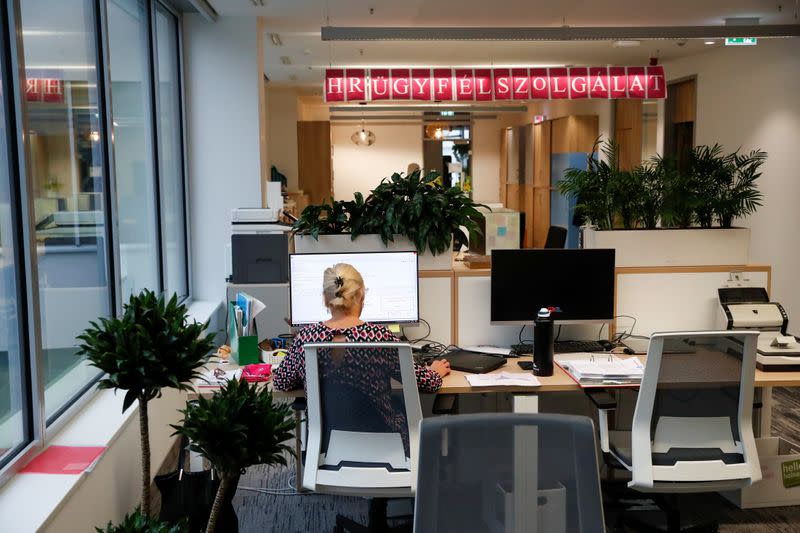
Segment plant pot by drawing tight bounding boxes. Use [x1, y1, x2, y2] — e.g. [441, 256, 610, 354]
[582, 227, 751, 267]
[293, 234, 453, 271]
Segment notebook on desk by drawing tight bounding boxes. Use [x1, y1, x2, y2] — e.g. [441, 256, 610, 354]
[556, 353, 644, 387]
[440, 349, 507, 374]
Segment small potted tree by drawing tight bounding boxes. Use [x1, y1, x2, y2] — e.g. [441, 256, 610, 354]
[172, 379, 295, 533]
[95, 507, 186, 533]
[78, 290, 215, 517]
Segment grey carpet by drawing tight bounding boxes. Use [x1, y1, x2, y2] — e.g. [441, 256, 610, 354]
[233, 388, 800, 532]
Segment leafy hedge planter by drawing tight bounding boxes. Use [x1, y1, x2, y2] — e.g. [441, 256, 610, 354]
[582, 227, 751, 267]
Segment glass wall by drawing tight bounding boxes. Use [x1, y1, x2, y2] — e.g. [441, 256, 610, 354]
[0, 16, 28, 467]
[108, 0, 160, 296]
[20, 0, 110, 420]
[155, 5, 187, 297]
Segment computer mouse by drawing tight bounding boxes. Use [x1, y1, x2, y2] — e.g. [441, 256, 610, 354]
[598, 339, 614, 351]
[623, 347, 635, 355]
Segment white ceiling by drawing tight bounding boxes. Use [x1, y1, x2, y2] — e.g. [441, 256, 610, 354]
[206, 0, 799, 87]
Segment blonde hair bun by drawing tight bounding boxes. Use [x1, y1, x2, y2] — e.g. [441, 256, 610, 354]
[323, 263, 365, 311]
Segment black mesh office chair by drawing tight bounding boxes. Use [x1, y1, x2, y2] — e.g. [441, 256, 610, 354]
[544, 225, 568, 248]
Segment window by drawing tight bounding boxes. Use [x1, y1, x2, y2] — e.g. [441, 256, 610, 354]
[0, 15, 30, 468]
[20, 0, 111, 421]
[108, 0, 160, 296]
[154, 4, 187, 298]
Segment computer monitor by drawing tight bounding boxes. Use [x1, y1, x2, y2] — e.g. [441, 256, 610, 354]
[490, 248, 615, 324]
[289, 251, 419, 326]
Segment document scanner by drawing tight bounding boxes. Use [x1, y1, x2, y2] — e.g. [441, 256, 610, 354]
[718, 287, 800, 370]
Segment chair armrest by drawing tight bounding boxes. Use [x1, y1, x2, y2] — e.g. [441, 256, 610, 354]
[584, 389, 617, 410]
[584, 389, 616, 454]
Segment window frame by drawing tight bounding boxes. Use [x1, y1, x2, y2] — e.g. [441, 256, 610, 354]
[0, 0, 192, 486]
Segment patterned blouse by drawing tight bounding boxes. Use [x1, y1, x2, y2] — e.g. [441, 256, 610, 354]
[273, 322, 443, 393]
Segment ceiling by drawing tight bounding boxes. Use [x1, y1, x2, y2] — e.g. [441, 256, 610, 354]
[206, 0, 799, 87]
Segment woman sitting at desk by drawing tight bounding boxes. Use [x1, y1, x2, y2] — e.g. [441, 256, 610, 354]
[273, 263, 450, 395]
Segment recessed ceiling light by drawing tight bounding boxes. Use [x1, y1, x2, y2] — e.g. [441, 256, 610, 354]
[705, 40, 715, 45]
[280, 56, 291, 65]
[613, 40, 641, 48]
[269, 33, 282, 46]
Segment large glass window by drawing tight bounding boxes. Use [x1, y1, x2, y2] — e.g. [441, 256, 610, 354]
[155, 4, 187, 297]
[20, 0, 110, 421]
[0, 20, 28, 467]
[108, 0, 160, 296]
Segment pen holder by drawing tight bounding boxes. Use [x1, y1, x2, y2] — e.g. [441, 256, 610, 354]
[228, 301, 260, 366]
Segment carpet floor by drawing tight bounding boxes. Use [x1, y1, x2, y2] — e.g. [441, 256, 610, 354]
[232, 388, 800, 532]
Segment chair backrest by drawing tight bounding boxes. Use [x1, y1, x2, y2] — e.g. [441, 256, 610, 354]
[544, 226, 568, 248]
[414, 413, 605, 533]
[630, 330, 761, 492]
[302, 342, 422, 497]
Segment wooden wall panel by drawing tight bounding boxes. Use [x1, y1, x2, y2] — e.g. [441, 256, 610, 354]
[499, 128, 509, 204]
[297, 121, 332, 204]
[615, 99, 643, 170]
[505, 184, 521, 211]
[532, 188, 550, 248]
[672, 79, 696, 123]
[551, 115, 599, 154]
[533, 122, 551, 187]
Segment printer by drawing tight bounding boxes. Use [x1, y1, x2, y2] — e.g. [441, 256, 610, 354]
[718, 287, 800, 370]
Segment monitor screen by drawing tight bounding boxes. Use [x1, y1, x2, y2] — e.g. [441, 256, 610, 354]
[289, 251, 419, 325]
[490, 249, 615, 323]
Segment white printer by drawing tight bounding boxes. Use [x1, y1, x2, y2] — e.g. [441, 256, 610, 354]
[718, 287, 800, 370]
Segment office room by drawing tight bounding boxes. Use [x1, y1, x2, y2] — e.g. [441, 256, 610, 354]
[0, 0, 799, 531]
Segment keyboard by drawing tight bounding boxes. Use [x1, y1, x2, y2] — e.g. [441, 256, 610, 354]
[511, 340, 610, 355]
[554, 340, 609, 354]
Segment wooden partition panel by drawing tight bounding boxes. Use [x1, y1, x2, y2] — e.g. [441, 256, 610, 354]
[297, 121, 332, 204]
[551, 115, 599, 154]
[615, 100, 643, 171]
[532, 121, 552, 247]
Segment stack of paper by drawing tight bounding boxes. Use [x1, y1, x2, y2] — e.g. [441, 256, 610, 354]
[465, 372, 541, 387]
[560, 357, 644, 383]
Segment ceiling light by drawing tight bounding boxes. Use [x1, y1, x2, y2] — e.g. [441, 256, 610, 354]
[705, 40, 715, 45]
[351, 120, 376, 146]
[269, 33, 282, 46]
[321, 25, 800, 41]
[89, 131, 100, 142]
[280, 56, 291, 65]
[614, 40, 641, 47]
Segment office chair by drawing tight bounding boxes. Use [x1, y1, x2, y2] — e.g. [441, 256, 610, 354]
[414, 413, 606, 533]
[544, 225, 568, 248]
[592, 331, 762, 532]
[302, 342, 422, 533]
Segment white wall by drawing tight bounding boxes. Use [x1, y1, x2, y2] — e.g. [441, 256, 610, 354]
[184, 15, 262, 302]
[663, 38, 800, 323]
[471, 113, 527, 204]
[266, 87, 299, 191]
[331, 123, 423, 200]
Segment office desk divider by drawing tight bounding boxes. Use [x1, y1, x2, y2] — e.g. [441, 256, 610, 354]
[228, 301, 261, 366]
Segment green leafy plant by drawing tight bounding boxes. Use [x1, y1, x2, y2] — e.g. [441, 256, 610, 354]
[713, 148, 766, 228]
[631, 161, 663, 229]
[77, 291, 215, 517]
[654, 154, 699, 228]
[96, 508, 187, 533]
[686, 144, 732, 228]
[293, 170, 486, 256]
[291, 197, 352, 240]
[559, 138, 616, 230]
[172, 379, 295, 533]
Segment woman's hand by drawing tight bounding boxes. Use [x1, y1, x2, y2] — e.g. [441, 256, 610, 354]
[430, 359, 451, 378]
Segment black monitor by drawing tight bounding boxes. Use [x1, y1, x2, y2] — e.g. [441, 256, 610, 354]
[490, 249, 615, 324]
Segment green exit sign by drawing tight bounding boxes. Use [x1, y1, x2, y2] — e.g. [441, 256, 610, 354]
[725, 37, 758, 46]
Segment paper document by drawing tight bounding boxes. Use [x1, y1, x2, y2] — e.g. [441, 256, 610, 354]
[560, 357, 643, 381]
[465, 372, 541, 387]
[462, 345, 513, 356]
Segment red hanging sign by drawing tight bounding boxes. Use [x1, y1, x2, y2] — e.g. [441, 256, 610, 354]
[324, 66, 667, 102]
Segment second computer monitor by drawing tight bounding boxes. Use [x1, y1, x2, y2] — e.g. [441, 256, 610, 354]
[289, 251, 419, 326]
[490, 248, 615, 323]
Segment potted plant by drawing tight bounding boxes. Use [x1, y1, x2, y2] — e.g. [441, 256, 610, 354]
[172, 379, 295, 533]
[561, 139, 762, 267]
[96, 508, 186, 533]
[78, 290, 215, 517]
[293, 169, 486, 270]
